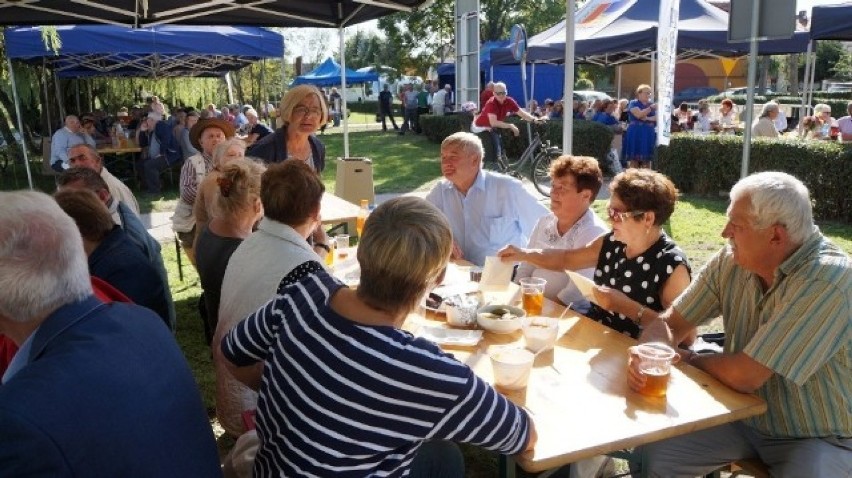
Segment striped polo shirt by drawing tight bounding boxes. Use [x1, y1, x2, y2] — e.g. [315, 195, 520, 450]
[222, 269, 531, 477]
[674, 228, 851, 438]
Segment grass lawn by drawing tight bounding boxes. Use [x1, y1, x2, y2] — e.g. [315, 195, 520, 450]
[3, 129, 851, 475]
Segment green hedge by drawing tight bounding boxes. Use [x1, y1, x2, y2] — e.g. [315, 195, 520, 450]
[419, 114, 614, 164]
[656, 135, 852, 222]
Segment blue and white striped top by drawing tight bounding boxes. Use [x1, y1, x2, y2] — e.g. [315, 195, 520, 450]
[222, 267, 531, 477]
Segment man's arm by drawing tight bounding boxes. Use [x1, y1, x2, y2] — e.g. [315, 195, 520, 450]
[687, 352, 773, 394]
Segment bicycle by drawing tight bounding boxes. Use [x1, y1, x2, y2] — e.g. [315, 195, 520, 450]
[484, 132, 562, 197]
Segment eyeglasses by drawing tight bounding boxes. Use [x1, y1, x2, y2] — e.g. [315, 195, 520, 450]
[293, 106, 322, 117]
[494, 91, 507, 96]
[606, 207, 645, 222]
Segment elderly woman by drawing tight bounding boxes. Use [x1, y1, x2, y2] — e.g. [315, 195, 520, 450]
[220, 196, 535, 476]
[193, 138, 247, 240]
[195, 158, 265, 345]
[752, 101, 780, 138]
[248, 85, 328, 172]
[243, 107, 273, 146]
[717, 99, 737, 127]
[500, 169, 692, 341]
[623, 84, 657, 168]
[811, 103, 836, 139]
[212, 161, 330, 438]
[514, 155, 608, 313]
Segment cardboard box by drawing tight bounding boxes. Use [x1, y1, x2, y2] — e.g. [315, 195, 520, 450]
[334, 157, 375, 205]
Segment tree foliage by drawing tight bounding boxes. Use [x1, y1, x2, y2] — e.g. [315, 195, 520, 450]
[377, 0, 566, 75]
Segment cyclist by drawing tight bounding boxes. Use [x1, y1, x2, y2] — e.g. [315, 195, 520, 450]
[471, 82, 546, 163]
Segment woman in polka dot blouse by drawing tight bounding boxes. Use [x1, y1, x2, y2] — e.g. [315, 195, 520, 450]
[499, 169, 694, 341]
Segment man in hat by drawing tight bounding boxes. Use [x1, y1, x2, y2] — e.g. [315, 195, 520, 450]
[171, 117, 235, 266]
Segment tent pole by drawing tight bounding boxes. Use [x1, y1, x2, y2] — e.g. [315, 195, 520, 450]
[740, 0, 761, 179]
[807, 42, 817, 109]
[563, 0, 576, 154]
[799, 40, 812, 120]
[340, 26, 349, 158]
[650, 52, 656, 93]
[7, 57, 34, 190]
[616, 65, 622, 99]
[531, 63, 536, 105]
[225, 72, 235, 105]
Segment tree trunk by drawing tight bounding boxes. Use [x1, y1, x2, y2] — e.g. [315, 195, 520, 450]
[787, 54, 799, 96]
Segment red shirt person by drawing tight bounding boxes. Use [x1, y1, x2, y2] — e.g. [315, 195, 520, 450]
[472, 82, 544, 161]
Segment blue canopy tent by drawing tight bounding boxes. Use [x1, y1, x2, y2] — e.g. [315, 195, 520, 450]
[811, 4, 852, 40]
[490, 0, 810, 66]
[291, 58, 378, 87]
[4, 25, 284, 78]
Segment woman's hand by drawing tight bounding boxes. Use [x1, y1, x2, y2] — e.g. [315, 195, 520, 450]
[591, 285, 631, 314]
[497, 245, 526, 263]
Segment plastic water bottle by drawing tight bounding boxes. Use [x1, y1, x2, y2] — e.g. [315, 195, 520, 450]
[821, 123, 830, 138]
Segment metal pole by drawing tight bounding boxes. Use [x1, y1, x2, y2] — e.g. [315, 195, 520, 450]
[339, 26, 349, 158]
[616, 64, 622, 99]
[563, 0, 576, 154]
[7, 57, 34, 190]
[799, 40, 812, 120]
[740, 0, 761, 179]
[42, 60, 52, 134]
[807, 43, 818, 108]
[225, 72, 235, 105]
[521, 57, 531, 140]
[650, 52, 656, 93]
[530, 63, 537, 105]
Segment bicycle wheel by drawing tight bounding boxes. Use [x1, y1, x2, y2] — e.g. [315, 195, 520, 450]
[531, 151, 556, 197]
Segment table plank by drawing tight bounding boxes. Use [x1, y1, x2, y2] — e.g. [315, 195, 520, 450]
[97, 139, 142, 155]
[403, 276, 766, 473]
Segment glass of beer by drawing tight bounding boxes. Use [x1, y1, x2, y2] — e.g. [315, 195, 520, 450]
[519, 277, 547, 316]
[636, 342, 676, 397]
[334, 234, 350, 261]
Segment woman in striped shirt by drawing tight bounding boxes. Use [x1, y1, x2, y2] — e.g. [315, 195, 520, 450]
[222, 196, 536, 477]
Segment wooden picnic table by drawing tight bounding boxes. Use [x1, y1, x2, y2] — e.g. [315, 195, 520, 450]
[96, 138, 142, 155]
[396, 264, 767, 476]
[321, 193, 361, 235]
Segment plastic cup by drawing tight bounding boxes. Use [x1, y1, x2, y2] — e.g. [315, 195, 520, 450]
[519, 277, 547, 316]
[523, 316, 559, 353]
[469, 266, 483, 283]
[490, 348, 535, 390]
[334, 234, 350, 261]
[636, 342, 676, 397]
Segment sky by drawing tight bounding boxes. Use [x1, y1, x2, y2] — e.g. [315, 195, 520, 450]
[283, 0, 850, 60]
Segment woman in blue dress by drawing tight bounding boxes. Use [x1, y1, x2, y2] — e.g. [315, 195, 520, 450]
[623, 84, 657, 168]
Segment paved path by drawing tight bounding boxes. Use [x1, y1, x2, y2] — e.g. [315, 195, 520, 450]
[140, 177, 611, 244]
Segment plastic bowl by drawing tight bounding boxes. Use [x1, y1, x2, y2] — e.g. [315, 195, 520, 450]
[476, 304, 526, 334]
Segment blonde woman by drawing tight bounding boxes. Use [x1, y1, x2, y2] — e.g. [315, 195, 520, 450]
[195, 158, 265, 344]
[247, 84, 328, 172]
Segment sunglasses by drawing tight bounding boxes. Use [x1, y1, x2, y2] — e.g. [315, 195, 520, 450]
[606, 207, 645, 222]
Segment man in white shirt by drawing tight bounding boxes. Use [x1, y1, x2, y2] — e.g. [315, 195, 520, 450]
[425, 132, 548, 266]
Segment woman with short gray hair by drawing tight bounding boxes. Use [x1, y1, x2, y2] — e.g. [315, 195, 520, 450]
[221, 196, 536, 477]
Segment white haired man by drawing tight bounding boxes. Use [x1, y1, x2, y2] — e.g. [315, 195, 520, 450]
[67, 142, 140, 215]
[49, 114, 95, 172]
[629, 172, 851, 477]
[426, 132, 548, 266]
[0, 191, 219, 475]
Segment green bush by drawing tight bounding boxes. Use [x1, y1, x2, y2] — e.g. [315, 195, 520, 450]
[419, 113, 474, 143]
[656, 135, 852, 222]
[575, 78, 595, 90]
[344, 101, 381, 114]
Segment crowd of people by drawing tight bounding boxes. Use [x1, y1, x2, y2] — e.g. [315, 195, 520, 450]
[1, 80, 848, 478]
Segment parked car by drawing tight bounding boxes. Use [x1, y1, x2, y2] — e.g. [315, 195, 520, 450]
[717, 86, 774, 98]
[672, 87, 719, 104]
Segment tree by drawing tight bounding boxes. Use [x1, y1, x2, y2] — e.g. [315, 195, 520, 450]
[377, 0, 566, 74]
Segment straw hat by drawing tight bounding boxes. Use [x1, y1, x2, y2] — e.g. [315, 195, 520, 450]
[189, 117, 235, 150]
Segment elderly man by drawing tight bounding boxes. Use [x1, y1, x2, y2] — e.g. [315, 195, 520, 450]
[425, 132, 548, 266]
[836, 101, 852, 141]
[172, 117, 235, 265]
[0, 191, 220, 476]
[67, 143, 139, 215]
[472, 81, 545, 163]
[49, 114, 95, 172]
[432, 84, 452, 116]
[629, 172, 851, 477]
[752, 101, 780, 138]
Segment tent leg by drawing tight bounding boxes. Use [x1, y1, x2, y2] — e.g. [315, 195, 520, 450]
[339, 26, 349, 158]
[799, 41, 812, 120]
[562, 0, 576, 154]
[7, 57, 34, 190]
